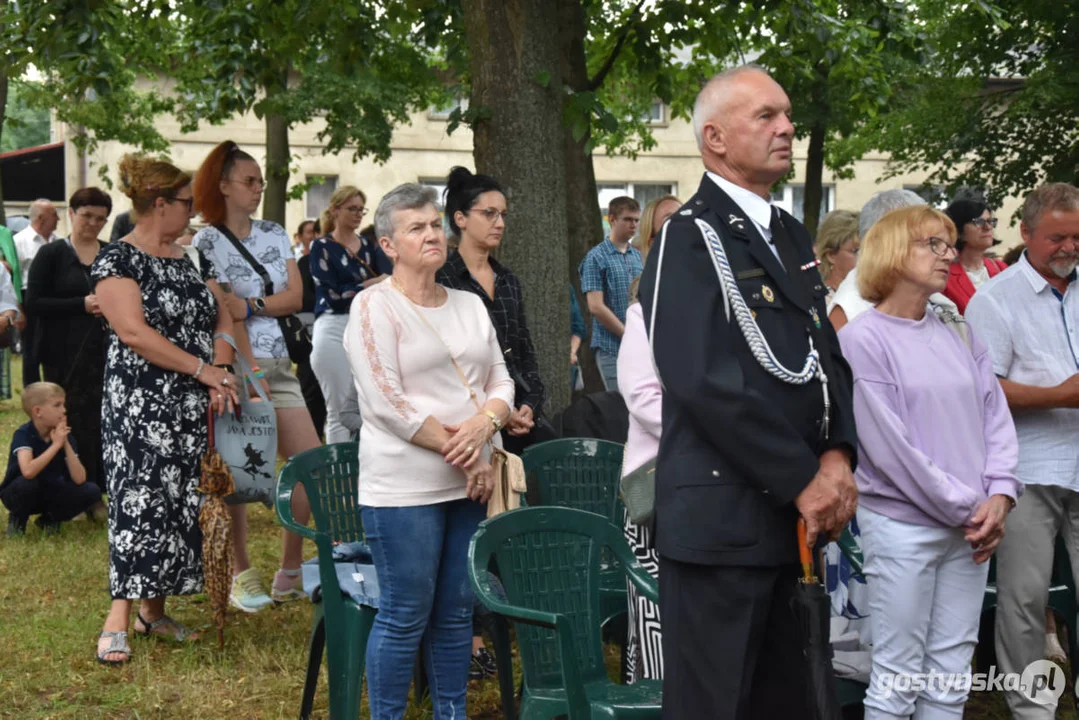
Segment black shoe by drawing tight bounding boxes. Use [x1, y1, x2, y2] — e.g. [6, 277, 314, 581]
[470, 647, 497, 680]
[34, 515, 61, 536]
[6, 515, 27, 536]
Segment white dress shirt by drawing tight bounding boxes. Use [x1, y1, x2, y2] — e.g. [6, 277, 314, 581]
[705, 171, 783, 264]
[13, 225, 56, 289]
[965, 253, 1079, 491]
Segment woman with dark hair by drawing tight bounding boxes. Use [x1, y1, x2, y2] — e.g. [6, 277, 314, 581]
[943, 199, 1007, 314]
[191, 140, 317, 612]
[26, 187, 113, 491]
[437, 167, 543, 455]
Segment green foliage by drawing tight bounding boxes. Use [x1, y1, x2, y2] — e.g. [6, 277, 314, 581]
[839, 0, 1079, 212]
[0, 81, 50, 153]
[171, 0, 445, 164]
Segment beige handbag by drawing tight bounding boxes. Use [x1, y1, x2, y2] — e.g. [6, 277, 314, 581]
[392, 283, 526, 518]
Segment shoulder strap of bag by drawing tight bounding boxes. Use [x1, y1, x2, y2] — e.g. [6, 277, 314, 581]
[216, 224, 275, 296]
[181, 244, 201, 272]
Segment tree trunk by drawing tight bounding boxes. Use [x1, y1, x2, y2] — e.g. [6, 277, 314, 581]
[464, 0, 572, 414]
[262, 76, 290, 227]
[558, 0, 606, 394]
[0, 72, 8, 227]
[802, 121, 827, 237]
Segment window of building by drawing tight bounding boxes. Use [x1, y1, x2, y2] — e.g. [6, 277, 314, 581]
[772, 184, 835, 223]
[429, 97, 469, 121]
[642, 100, 666, 125]
[305, 175, 338, 220]
[597, 182, 676, 215]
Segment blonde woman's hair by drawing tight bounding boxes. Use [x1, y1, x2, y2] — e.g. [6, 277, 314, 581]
[814, 209, 860, 282]
[320, 185, 367, 235]
[857, 206, 956, 303]
[22, 381, 64, 416]
[636, 195, 682, 262]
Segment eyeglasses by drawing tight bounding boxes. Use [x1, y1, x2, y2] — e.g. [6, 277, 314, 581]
[970, 217, 998, 229]
[229, 176, 265, 190]
[167, 196, 195, 212]
[74, 210, 109, 224]
[471, 207, 509, 223]
[915, 236, 957, 257]
[343, 205, 368, 217]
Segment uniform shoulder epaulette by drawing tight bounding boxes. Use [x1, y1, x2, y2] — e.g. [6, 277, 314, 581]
[672, 196, 707, 221]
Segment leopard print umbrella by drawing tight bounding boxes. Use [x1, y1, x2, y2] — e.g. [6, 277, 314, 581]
[198, 407, 236, 650]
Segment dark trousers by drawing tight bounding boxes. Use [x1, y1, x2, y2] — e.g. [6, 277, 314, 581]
[20, 309, 40, 386]
[0, 474, 102, 522]
[660, 558, 810, 720]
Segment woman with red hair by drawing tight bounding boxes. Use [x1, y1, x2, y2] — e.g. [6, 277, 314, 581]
[192, 141, 317, 613]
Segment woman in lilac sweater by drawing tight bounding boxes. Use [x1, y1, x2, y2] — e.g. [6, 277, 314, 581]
[838, 205, 1021, 720]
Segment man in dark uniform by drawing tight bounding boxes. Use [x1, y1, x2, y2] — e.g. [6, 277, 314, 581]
[638, 65, 859, 719]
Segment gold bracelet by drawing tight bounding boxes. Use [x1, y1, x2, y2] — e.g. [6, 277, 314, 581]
[482, 409, 503, 432]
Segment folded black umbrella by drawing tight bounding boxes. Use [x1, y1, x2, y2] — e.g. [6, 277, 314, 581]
[792, 519, 843, 720]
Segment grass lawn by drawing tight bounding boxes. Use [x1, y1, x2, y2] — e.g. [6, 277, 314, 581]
[0, 355, 1075, 718]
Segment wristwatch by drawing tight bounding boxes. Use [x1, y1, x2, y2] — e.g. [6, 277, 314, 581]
[247, 297, 266, 316]
[482, 410, 503, 432]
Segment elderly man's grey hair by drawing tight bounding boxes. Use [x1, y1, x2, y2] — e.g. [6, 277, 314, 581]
[374, 183, 441, 241]
[28, 198, 54, 222]
[691, 64, 769, 152]
[858, 189, 926, 239]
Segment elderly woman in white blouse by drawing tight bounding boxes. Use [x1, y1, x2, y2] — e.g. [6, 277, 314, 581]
[344, 183, 514, 720]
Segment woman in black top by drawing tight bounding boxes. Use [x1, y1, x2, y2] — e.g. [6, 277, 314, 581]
[437, 167, 546, 456]
[26, 187, 111, 490]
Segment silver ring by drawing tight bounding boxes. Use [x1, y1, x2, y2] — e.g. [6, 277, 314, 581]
[221, 377, 230, 387]
[466, 445, 474, 454]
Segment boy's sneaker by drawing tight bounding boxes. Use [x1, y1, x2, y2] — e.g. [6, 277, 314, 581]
[229, 568, 274, 613]
[270, 568, 306, 603]
[469, 647, 497, 680]
[6, 514, 27, 536]
[34, 515, 61, 536]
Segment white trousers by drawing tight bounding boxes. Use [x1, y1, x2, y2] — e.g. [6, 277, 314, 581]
[858, 507, 989, 720]
[310, 313, 361, 443]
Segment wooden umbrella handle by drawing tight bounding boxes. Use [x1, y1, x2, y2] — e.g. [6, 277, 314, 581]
[797, 517, 814, 582]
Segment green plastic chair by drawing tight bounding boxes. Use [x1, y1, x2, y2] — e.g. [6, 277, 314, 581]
[276, 442, 373, 720]
[469, 506, 663, 719]
[521, 439, 628, 623]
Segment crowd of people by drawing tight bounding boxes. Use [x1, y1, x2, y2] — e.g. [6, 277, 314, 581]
[0, 62, 1077, 720]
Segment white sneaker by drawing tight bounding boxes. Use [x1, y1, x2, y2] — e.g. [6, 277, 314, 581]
[229, 568, 274, 613]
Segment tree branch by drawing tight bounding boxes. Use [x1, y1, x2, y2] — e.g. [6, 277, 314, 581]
[586, 0, 646, 92]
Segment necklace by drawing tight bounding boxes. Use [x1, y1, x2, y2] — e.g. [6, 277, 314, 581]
[392, 277, 444, 307]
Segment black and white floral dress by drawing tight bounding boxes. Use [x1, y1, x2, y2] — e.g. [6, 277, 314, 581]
[91, 242, 218, 600]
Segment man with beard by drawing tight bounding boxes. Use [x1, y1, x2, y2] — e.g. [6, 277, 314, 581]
[966, 183, 1079, 720]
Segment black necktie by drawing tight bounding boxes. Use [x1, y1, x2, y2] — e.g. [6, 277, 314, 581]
[770, 209, 813, 308]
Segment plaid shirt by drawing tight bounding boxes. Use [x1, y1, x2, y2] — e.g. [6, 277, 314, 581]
[437, 251, 546, 411]
[579, 237, 643, 356]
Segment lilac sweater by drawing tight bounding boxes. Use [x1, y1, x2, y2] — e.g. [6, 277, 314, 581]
[838, 309, 1021, 528]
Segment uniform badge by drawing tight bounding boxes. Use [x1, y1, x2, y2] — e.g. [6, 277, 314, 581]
[761, 285, 775, 303]
[729, 214, 746, 231]
[811, 307, 822, 329]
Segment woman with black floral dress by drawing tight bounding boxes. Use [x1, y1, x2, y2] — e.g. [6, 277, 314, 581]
[92, 155, 240, 667]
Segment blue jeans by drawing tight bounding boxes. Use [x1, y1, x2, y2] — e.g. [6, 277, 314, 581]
[594, 348, 619, 392]
[362, 499, 486, 720]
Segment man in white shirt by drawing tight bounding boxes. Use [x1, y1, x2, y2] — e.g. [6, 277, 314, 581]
[965, 183, 1079, 720]
[12, 198, 58, 385]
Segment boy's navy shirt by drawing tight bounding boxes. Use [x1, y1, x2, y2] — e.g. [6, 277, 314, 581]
[0, 422, 78, 492]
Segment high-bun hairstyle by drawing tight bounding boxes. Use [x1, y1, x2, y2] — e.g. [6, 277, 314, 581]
[443, 166, 503, 237]
[193, 140, 257, 226]
[117, 154, 190, 221]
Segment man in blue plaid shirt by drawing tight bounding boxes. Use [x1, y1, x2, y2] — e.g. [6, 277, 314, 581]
[579, 196, 643, 392]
